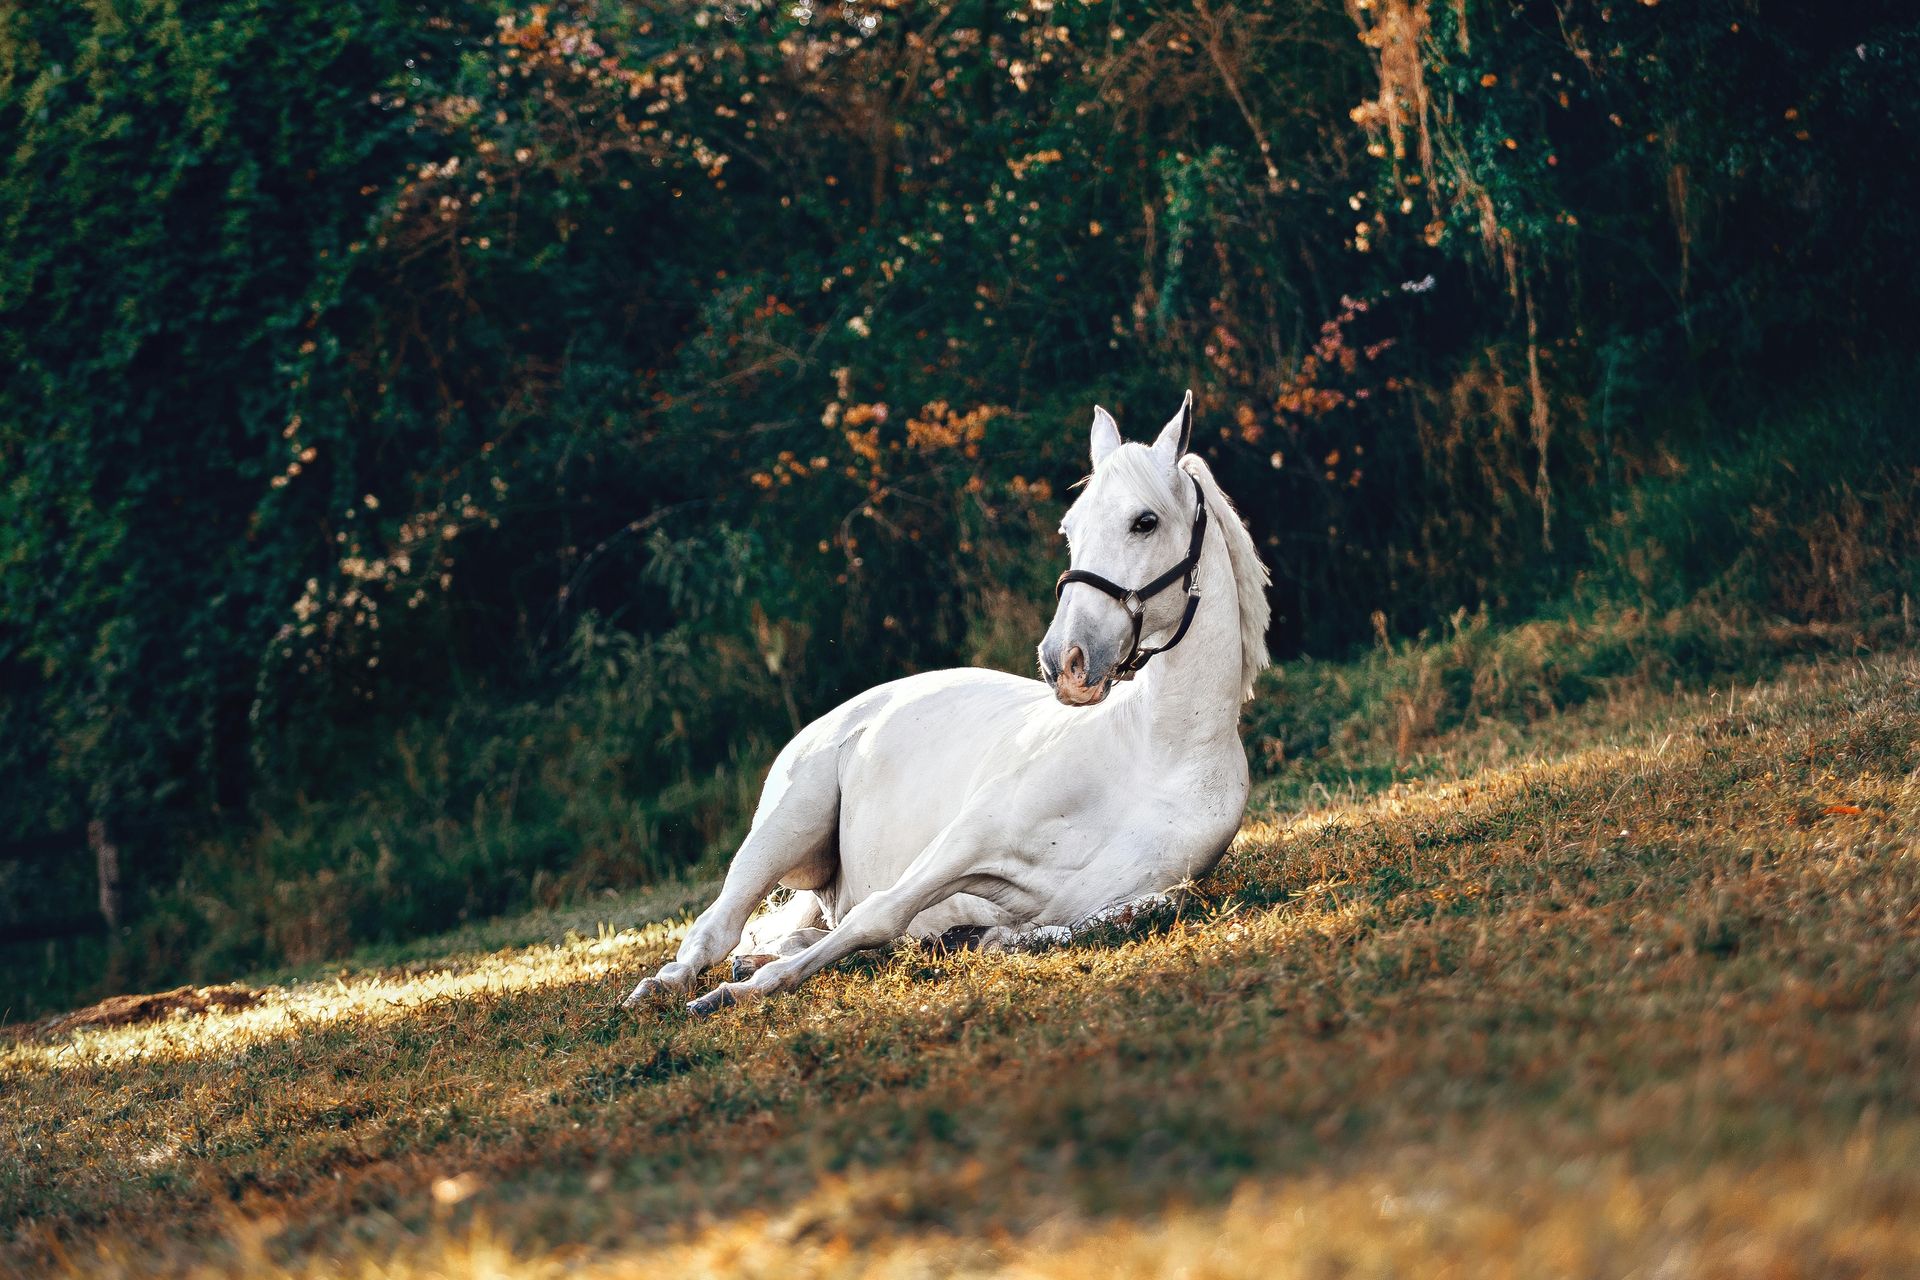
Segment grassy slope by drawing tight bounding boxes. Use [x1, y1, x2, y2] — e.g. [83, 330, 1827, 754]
[4, 650, 1919, 1277]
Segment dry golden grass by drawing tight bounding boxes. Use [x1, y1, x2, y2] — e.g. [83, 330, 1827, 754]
[4, 653, 1917, 1278]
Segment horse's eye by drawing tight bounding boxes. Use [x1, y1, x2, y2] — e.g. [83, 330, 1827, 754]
[1130, 512, 1159, 535]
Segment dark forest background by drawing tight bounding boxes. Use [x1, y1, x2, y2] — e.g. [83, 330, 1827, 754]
[4, 0, 1917, 1013]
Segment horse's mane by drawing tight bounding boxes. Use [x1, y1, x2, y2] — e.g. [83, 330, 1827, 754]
[1089, 444, 1272, 701]
[1180, 453, 1272, 701]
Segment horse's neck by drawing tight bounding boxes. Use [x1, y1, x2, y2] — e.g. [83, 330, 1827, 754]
[1126, 511, 1245, 754]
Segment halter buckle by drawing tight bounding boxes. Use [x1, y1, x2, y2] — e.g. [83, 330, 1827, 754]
[1121, 591, 1144, 618]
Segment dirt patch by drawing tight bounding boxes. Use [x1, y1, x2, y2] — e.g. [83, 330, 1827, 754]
[20, 984, 264, 1040]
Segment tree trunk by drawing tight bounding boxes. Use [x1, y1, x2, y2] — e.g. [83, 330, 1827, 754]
[90, 818, 122, 931]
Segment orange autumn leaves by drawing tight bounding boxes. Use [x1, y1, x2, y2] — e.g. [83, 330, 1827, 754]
[1233, 291, 1406, 489]
[754, 398, 1012, 498]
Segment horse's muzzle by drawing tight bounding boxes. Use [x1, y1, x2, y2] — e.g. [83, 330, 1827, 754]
[1051, 645, 1109, 706]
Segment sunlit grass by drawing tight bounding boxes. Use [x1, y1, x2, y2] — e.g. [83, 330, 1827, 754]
[4, 652, 1917, 1278]
[3, 919, 686, 1073]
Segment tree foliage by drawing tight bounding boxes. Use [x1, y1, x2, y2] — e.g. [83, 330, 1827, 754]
[4, 0, 1917, 959]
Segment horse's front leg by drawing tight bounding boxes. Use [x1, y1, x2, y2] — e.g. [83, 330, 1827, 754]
[621, 747, 839, 1009]
[687, 821, 1022, 1015]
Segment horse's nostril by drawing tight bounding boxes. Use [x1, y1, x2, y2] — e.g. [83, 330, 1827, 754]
[1064, 646, 1086, 680]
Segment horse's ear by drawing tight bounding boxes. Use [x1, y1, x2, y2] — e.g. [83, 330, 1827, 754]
[1090, 405, 1121, 469]
[1150, 390, 1194, 470]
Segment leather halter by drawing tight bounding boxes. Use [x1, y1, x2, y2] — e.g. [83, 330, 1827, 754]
[1054, 473, 1209, 682]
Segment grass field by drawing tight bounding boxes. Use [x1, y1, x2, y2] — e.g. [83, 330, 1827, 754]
[5, 651, 1918, 1278]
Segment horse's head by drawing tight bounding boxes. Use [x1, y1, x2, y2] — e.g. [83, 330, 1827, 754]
[1040, 392, 1200, 706]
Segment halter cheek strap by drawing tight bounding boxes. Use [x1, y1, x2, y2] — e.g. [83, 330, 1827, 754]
[1053, 474, 1209, 682]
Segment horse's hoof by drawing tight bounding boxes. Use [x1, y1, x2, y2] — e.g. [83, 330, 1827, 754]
[730, 955, 757, 982]
[621, 977, 666, 1009]
[687, 986, 739, 1018]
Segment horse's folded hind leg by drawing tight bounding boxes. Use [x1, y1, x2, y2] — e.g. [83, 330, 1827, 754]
[622, 745, 839, 1009]
[730, 925, 831, 980]
[911, 886, 1190, 959]
[974, 891, 1187, 954]
[976, 923, 1071, 952]
[735, 887, 828, 957]
[1068, 890, 1186, 939]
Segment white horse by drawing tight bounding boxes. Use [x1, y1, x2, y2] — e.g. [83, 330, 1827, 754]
[623, 392, 1270, 1015]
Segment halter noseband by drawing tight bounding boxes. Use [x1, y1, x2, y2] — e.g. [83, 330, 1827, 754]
[1053, 473, 1209, 682]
